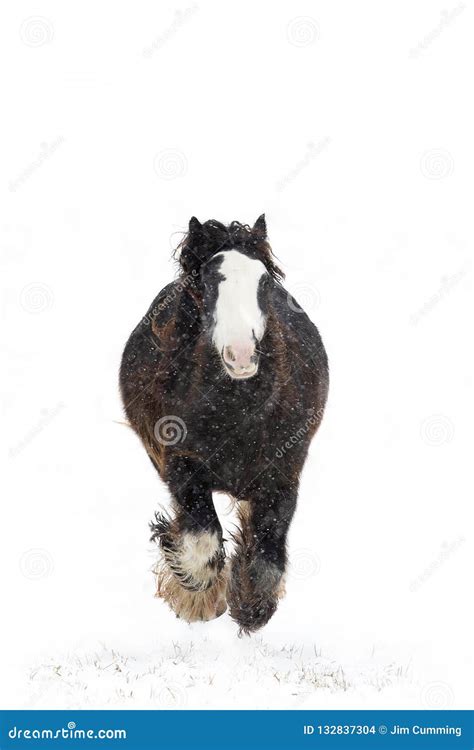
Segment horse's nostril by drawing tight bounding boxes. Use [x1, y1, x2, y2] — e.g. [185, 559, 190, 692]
[223, 346, 235, 364]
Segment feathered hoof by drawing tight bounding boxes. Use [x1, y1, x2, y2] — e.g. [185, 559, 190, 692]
[227, 556, 283, 634]
[228, 594, 279, 635]
[155, 563, 228, 622]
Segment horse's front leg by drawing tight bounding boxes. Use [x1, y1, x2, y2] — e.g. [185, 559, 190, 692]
[150, 456, 227, 622]
[228, 485, 297, 634]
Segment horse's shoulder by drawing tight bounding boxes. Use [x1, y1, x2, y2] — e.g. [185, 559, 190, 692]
[145, 281, 182, 325]
[121, 281, 181, 360]
[270, 282, 327, 366]
[271, 282, 316, 330]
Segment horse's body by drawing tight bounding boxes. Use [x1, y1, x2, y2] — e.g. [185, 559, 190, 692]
[120, 216, 328, 632]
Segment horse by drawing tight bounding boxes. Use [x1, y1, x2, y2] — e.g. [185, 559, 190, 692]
[119, 215, 329, 633]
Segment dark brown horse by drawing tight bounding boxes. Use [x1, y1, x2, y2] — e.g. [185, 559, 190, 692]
[119, 215, 328, 633]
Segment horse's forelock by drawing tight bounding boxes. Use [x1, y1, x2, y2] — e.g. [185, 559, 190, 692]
[175, 219, 284, 281]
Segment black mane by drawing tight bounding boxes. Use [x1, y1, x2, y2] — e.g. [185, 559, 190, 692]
[175, 215, 284, 282]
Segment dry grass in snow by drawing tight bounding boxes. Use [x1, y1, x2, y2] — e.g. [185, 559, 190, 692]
[24, 637, 414, 710]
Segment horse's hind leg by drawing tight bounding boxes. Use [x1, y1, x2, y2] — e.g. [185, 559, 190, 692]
[150, 456, 227, 622]
[227, 486, 296, 634]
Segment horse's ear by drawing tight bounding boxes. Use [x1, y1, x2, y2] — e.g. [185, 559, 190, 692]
[252, 214, 267, 239]
[179, 217, 204, 276]
[189, 216, 202, 233]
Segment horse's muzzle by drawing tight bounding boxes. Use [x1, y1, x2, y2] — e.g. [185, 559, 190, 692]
[222, 344, 259, 379]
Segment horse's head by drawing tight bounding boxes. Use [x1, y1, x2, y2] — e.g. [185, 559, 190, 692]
[177, 215, 284, 380]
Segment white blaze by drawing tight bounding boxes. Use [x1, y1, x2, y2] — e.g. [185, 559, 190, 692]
[212, 250, 266, 355]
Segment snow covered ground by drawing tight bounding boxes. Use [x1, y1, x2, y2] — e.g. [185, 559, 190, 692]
[22, 640, 413, 710]
[1, 0, 472, 711]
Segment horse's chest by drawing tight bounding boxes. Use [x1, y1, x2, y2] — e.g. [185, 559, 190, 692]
[182, 388, 271, 469]
[189, 395, 267, 447]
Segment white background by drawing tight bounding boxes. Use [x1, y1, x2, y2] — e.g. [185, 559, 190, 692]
[0, 0, 472, 709]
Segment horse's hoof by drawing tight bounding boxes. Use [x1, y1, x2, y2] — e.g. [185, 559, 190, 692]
[176, 599, 226, 621]
[229, 596, 279, 634]
[155, 563, 228, 623]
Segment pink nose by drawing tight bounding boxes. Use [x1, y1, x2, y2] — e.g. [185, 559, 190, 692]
[223, 343, 257, 373]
